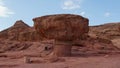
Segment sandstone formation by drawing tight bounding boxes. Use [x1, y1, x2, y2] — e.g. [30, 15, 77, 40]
[18, 29, 42, 41]
[0, 20, 42, 41]
[8, 20, 30, 40]
[33, 14, 89, 41]
[0, 20, 30, 40]
[33, 14, 89, 56]
[0, 14, 119, 58]
[72, 36, 119, 52]
[0, 14, 120, 68]
[89, 23, 120, 40]
[89, 22, 120, 48]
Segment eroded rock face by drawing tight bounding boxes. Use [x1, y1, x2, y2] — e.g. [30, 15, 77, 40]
[18, 29, 42, 41]
[0, 20, 30, 40]
[33, 14, 89, 41]
[0, 20, 42, 41]
[0, 14, 119, 57]
[89, 23, 120, 48]
[33, 14, 89, 56]
[8, 20, 30, 40]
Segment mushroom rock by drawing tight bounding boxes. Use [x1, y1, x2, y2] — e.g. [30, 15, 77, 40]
[33, 14, 89, 56]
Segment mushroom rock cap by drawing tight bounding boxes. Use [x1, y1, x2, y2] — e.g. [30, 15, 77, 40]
[33, 14, 89, 41]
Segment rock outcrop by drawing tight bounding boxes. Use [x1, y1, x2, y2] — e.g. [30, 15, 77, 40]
[0, 20, 30, 40]
[0, 14, 119, 57]
[89, 22, 120, 48]
[8, 20, 30, 40]
[33, 14, 89, 41]
[89, 23, 120, 40]
[33, 14, 89, 56]
[0, 20, 42, 41]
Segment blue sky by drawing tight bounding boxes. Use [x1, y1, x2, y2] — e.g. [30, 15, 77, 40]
[0, 0, 120, 31]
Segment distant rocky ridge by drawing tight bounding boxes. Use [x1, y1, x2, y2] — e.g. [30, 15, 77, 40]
[89, 23, 120, 40]
[0, 14, 119, 57]
[0, 20, 42, 41]
[89, 22, 120, 48]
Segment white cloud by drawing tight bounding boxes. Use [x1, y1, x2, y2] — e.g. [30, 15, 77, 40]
[104, 12, 110, 17]
[80, 11, 85, 16]
[0, 0, 14, 17]
[62, 0, 82, 10]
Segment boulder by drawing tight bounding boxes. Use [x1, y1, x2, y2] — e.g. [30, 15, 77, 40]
[33, 14, 89, 41]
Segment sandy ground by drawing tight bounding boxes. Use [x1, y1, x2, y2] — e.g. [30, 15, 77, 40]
[0, 54, 120, 68]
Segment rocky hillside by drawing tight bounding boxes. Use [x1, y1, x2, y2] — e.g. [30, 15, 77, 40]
[89, 22, 120, 48]
[0, 14, 119, 57]
[0, 20, 42, 41]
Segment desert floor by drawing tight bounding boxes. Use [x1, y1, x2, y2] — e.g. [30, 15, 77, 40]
[0, 53, 120, 68]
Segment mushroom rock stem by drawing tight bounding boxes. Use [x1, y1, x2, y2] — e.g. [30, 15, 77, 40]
[53, 41, 72, 57]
